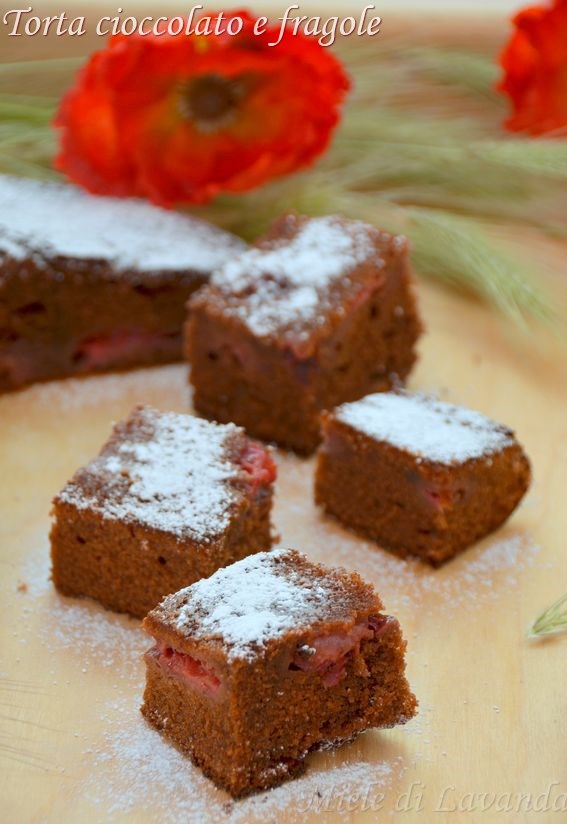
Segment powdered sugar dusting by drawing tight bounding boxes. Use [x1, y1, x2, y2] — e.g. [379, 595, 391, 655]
[0, 364, 189, 416]
[11, 546, 412, 822]
[58, 407, 243, 541]
[168, 549, 353, 660]
[80, 700, 404, 823]
[4, 441, 546, 822]
[335, 391, 515, 464]
[0, 174, 245, 274]
[317, 531, 541, 615]
[16, 548, 145, 677]
[210, 216, 379, 339]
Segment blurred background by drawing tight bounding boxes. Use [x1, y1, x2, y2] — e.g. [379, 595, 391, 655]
[1, 0, 565, 328]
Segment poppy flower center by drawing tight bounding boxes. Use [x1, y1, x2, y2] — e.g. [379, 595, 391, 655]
[180, 74, 244, 132]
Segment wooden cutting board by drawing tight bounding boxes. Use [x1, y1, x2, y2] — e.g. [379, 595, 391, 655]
[1, 10, 566, 824]
[2, 284, 566, 823]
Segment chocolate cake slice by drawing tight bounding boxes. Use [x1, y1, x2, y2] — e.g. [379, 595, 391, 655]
[315, 391, 532, 565]
[141, 548, 417, 798]
[0, 175, 245, 391]
[186, 213, 422, 454]
[50, 405, 276, 618]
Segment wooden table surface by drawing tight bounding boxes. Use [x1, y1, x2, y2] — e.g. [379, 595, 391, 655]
[1, 284, 566, 823]
[1, 10, 567, 824]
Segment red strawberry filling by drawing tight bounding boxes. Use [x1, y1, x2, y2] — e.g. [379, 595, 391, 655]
[153, 640, 221, 698]
[423, 487, 453, 512]
[72, 329, 178, 368]
[239, 441, 277, 492]
[289, 615, 392, 687]
[349, 276, 385, 313]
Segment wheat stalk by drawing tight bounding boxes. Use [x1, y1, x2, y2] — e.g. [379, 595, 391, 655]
[0, 44, 563, 325]
[529, 594, 567, 639]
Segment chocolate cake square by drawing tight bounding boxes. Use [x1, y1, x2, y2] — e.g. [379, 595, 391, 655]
[50, 405, 276, 618]
[0, 175, 245, 392]
[315, 391, 532, 566]
[141, 548, 417, 798]
[186, 213, 422, 454]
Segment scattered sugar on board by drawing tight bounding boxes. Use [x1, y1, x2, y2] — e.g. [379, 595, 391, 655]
[0, 174, 245, 273]
[59, 407, 242, 540]
[18, 550, 145, 676]
[211, 215, 380, 339]
[80, 697, 407, 823]
[0, 364, 190, 417]
[1, 365, 546, 820]
[335, 391, 515, 464]
[170, 549, 340, 660]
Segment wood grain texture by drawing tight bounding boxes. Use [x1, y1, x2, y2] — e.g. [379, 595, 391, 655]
[0, 10, 566, 823]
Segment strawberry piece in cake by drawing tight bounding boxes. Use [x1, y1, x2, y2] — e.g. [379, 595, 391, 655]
[141, 548, 417, 798]
[186, 213, 422, 454]
[50, 405, 276, 618]
[0, 175, 245, 392]
[315, 391, 531, 566]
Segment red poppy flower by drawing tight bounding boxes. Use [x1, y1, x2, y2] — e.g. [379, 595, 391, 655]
[499, 0, 567, 136]
[54, 10, 350, 205]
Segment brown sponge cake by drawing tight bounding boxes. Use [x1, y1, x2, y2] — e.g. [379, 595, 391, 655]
[315, 391, 531, 566]
[186, 213, 422, 454]
[50, 405, 276, 618]
[0, 175, 245, 392]
[141, 548, 417, 798]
